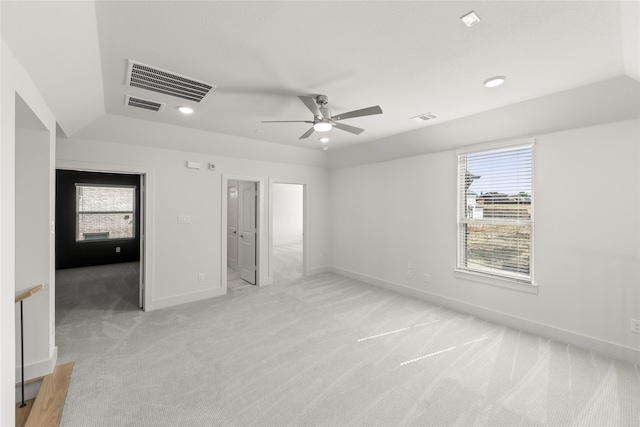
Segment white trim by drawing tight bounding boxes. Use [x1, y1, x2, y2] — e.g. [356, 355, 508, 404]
[329, 266, 640, 365]
[454, 269, 538, 294]
[15, 346, 57, 385]
[56, 160, 155, 311]
[150, 288, 226, 311]
[308, 266, 329, 275]
[455, 137, 536, 155]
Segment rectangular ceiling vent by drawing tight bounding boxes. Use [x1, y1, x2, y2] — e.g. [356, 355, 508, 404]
[126, 60, 215, 103]
[411, 112, 438, 122]
[125, 95, 165, 112]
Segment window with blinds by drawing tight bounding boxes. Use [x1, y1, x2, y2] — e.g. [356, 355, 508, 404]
[456, 139, 534, 283]
[76, 185, 136, 242]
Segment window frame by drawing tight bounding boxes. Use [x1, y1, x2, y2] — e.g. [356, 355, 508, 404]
[75, 183, 137, 243]
[455, 138, 535, 287]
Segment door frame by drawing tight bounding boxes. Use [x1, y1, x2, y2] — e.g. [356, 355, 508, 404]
[269, 178, 308, 279]
[221, 174, 267, 290]
[56, 160, 154, 311]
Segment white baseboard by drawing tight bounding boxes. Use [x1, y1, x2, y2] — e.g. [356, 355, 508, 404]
[15, 346, 58, 403]
[15, 380, 42, 403]
[149, 288, 226, 311]
[274, 239, 303, 246]
[308, 266, 329, 276]
[329, 266, 640, 365]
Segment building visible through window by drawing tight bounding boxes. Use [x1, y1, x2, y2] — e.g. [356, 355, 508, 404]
[76, 185, 135, 241]
[456, 140, 534, 283]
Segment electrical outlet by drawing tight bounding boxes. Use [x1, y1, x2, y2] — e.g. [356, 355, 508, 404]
[198, 273, 205, 282]
[424, 274, 430, 283]
[406, 270, 413, 279]
[631, 319, 640, 334]
[115, 247, 121, 253]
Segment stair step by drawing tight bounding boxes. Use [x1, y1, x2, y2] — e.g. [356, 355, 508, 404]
[22, 362, 73, 427]
[15, 399, 35, 427]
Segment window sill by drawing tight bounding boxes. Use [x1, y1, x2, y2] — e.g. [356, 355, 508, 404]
[454, 269, 538, 294]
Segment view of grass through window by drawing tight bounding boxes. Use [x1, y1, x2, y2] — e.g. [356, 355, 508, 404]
[458, 144, 533, 281]
[76, 185, 135, 241]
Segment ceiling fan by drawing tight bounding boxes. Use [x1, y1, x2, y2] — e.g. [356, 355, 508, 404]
[262, 95, 383, 139]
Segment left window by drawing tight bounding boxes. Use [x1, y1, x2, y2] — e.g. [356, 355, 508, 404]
[76, 184, 135, 241]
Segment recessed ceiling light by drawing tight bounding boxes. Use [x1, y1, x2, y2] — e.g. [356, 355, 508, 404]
[411, 112, 438, 122]
[483, 76, 507, 88]
[319, 137, 329, 143]
[178, 106, 194, 114]
[460, 11, 480, 27]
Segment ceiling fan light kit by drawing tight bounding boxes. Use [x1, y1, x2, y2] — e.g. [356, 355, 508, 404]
[313, 122, 332, 132]
[262, 95, 383, 140]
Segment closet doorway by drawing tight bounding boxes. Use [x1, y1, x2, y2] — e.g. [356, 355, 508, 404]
[270, 180, 306, 284]
[227, 179, 258, 288]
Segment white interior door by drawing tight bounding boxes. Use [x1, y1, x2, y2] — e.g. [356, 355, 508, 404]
[238, 181, 257, 284]
[227, 180, 239, 270]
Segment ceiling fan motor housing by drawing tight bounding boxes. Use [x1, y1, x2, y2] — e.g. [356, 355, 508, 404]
[315, 95, 329, 105]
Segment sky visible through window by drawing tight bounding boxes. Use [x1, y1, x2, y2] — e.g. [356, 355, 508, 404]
[466, 147, 532, 196]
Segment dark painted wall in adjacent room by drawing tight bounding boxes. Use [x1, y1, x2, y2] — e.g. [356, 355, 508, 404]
[56, 170, 141, 269]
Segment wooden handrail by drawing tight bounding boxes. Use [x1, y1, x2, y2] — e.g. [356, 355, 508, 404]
[15, 284, 43, 304]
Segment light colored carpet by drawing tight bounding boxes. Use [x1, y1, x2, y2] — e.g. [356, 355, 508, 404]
[272, 242, 303, 284]
[55, 258, 640, 426]
[228, 242, 303, 290]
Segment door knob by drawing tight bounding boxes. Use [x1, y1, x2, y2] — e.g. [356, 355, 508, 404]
[240, 234, 244, 238]
[232, 230, 236, 234]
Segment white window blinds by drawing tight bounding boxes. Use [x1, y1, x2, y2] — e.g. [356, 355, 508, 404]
[76, 185, 136, 241]
[456, 140, 534, 283]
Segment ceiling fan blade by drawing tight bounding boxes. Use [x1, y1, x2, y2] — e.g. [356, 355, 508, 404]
[331, 105, 383, 121]
[298, 96, 322, 118]
[299, 127, 315, 139]
[333, 122, 365, 135]
[261, 120, 313, 123]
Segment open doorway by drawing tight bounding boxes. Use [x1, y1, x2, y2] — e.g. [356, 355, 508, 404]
[55, 170, 145, 316]
[271, 183, 305, 284]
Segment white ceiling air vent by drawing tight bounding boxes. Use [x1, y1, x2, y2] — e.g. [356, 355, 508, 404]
[411, 112, 438, 122]
[126, 60, 215, 103]
[125, 95, 165, 112]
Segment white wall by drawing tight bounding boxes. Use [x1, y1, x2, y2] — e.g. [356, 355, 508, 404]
[1, 39, 57, 425]
[273, 183, 303, 245]
[329, 119, 640, 364]
[15, 127, 54, 380]
[56, 138, 330, 310]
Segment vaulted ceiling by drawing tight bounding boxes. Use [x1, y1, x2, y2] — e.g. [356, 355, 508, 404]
[2, 1, 639, 158]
